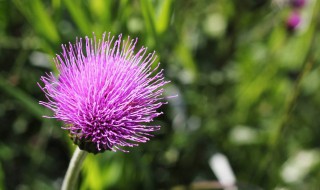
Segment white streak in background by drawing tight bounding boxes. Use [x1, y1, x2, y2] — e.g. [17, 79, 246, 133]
[271, 0, 289, 8]
[209, 153, 237, 190]
[229, 125, 258, 145]
[281, 150, 320, 184]
[29, 51, 52, 69]
[165, 84, 187, 131]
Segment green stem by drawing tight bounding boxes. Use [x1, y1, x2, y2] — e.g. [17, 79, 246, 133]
[61, 147, 88, 190]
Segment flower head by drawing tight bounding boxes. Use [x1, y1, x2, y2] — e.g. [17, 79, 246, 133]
[39, 33, 169, 153]
[290, 0, 306, 8]
[286, 12, 301, 31]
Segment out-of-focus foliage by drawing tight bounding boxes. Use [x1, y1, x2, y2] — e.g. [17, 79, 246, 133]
[1, 0, 320, 189]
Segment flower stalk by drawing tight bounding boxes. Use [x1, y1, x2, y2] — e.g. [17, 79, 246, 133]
[61, 147, 88, 190]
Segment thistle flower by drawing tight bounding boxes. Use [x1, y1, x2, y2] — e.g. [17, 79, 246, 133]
[290, 0, 306, 8]
[39, 33, 169, 154]
[286, 12, 301, 31]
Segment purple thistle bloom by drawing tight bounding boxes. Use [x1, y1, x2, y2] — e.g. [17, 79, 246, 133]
[39, 33, 170, 153]
[291, 0, 306, 8]
[286, 12, 301, 31]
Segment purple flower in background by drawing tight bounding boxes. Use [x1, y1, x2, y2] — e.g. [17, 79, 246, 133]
[290, 0, 306, 8]
[39, 33, 170, 153]
[286, 12, 301, 31]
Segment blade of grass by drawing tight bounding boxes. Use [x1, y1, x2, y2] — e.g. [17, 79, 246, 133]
[89, 0, 112, 34]
[92, 0, 111, 21]
[12, 0, 60, 45]
[0, 76, 44, 119]
[175, 43, 198, 81]
[0, 0, 8, 33]
[0, 162, 4, 190]
[63, 0, 91, 35]
[140, 0, 157, 47]
[118, 0, 129, 24]
[155, 0, 173, 35]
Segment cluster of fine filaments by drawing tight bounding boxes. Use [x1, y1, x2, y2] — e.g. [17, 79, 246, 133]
[39, 33, 169, 153]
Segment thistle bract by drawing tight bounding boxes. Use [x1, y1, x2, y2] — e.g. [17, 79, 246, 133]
[39, 33, 169, 153]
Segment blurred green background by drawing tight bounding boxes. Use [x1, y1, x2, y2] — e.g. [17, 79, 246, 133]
[1, 0, 320, 189]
